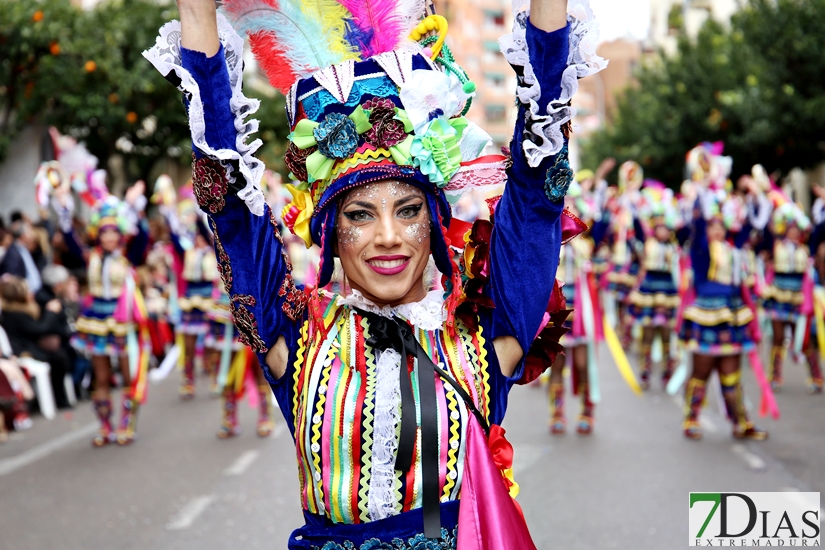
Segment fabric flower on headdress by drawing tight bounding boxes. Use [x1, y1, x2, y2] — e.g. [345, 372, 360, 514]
[399, 70, 461, 134]
[290, 107, 372, 183]
[363, 98, 407, 149]
[281, 184, 315, 248]
[409, 117, 465, 187]
[284, 142, 315, 183]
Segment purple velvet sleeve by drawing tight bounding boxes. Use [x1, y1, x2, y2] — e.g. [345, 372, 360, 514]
[180, 45, 305, 379]
[488, 21, 570, 373]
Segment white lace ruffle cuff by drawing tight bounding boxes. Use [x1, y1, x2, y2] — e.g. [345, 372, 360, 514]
[499, 0, 607, 168]
[142, 14, 266, 216]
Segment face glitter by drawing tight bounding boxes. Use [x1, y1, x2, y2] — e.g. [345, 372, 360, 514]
[338, 225, 362, 248]
[405, 222, 428, 244]
[382, 198, 387, 212]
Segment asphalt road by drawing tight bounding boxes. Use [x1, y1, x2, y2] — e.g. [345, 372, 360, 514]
[1, 346, 822, 550]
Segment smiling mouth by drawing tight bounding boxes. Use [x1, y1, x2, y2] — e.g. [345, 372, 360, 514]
[366, 256, 410, 275]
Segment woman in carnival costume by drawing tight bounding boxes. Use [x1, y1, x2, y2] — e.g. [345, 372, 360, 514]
[678, 145, 772, 441]
[548, 179, 602, 435]
[762, 201, 822, 393]
[159, 184, 222, 398]
[209, 289, 276, 438]
[604, 160, 643, 347]
[56, 182, 152, 447]
[626, 184, 682, 390]
[145, 0, 604, 545]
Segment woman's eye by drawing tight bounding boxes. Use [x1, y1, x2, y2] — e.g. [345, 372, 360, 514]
[343, 210, 373, 223]
[398, 204, 423, 219]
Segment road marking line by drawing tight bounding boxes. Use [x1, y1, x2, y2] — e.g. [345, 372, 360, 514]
[166, 495, 217, 530]
[731, 444, 766, 471]
[223, 450, 260, 476]
[0, 422, 98, 477]
[512, 445, 543, 476]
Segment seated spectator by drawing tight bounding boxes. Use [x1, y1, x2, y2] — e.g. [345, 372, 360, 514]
[0, 275, 72, 409]
[0, 357, 34, 439]
[0, 220, 44, 296]
[40, 264, 85, 394]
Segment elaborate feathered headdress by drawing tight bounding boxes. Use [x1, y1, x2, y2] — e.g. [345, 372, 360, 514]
[220, 0, 505, 287]
[88, 195, 132, 240]
[772, 202, 811, 235]
[638, 182, 681, 231]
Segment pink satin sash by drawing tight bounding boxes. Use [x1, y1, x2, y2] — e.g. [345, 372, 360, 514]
[457, 416, 537, 550]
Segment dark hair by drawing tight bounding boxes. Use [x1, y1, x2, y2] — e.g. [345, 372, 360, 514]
[9, 211, 23, 224]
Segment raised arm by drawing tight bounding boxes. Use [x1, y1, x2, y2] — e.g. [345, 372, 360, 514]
[145, 1, 305, 380]
[490, 0, 606, 377]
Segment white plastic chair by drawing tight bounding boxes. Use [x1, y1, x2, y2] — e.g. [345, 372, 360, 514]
[0, 326, 57, 420]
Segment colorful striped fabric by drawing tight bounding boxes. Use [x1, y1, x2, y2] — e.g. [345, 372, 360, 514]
[288, 298, 492, 524]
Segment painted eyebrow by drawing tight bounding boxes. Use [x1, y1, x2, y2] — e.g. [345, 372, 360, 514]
[343, 200, 377, 210]
[394, 194, 424, 207]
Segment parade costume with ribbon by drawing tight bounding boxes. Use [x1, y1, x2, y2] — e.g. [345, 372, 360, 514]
[145, 0, 604, 546]
[548, 180, 601, 435]
[761, 200, 821, 392]
[209, 289, 276, 438]
[626, 185, 682, 389]
[676, 144, 773, 440]
[57, 191, 152, 447]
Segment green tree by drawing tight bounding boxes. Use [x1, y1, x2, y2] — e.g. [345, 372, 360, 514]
[2, 0, 291, 186]
[582, 0, 825, 186]
[0, 0, 79, 161]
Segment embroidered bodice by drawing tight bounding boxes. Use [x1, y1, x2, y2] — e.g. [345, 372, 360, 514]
[642, 239, 676, 272]
[87, 250, 132, 300]
[182, 246, 220, 283]
[773, 240, 808, 274]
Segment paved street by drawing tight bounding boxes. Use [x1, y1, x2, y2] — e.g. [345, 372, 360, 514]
[1, 346, 823, 549]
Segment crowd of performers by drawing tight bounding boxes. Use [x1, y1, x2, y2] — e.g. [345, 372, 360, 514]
[551, 142, 825, 440]
[32, 138, 825, 448]
[34, 155, 304, 447]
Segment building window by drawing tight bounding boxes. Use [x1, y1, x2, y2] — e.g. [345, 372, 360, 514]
[484, 10, 505, 29]
[485, 105, 506, 122]
[484, 73, 506, 90]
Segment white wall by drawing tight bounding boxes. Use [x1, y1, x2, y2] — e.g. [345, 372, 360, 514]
[0, 125, 44, 221]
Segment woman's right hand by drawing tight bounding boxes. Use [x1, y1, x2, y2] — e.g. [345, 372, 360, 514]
[45, 299, 62, 314]
[177, 0, 220, 56]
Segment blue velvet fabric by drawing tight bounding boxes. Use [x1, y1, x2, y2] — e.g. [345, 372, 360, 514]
[489, 20, 570, 371]
[180, 45, 236, 153]
[289, 501, 460, 549]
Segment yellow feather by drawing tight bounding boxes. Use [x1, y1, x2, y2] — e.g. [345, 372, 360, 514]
[300, 0, 361, 61]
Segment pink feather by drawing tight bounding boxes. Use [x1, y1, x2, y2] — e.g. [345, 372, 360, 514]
[337, 0, 414, 57]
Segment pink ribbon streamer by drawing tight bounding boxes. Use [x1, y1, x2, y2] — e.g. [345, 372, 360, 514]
[748, 350, 780, 420]
[741, 285, 779, 419]
[457, 416, 537, 550]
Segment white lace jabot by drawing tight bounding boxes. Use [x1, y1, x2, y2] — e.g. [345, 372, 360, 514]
[336, 289, 447, 332]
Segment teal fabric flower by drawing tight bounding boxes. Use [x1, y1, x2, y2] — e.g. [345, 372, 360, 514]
[545, 145, 574, 202]
[314, 113, 358, 160]
[410, 118, 465, 188]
